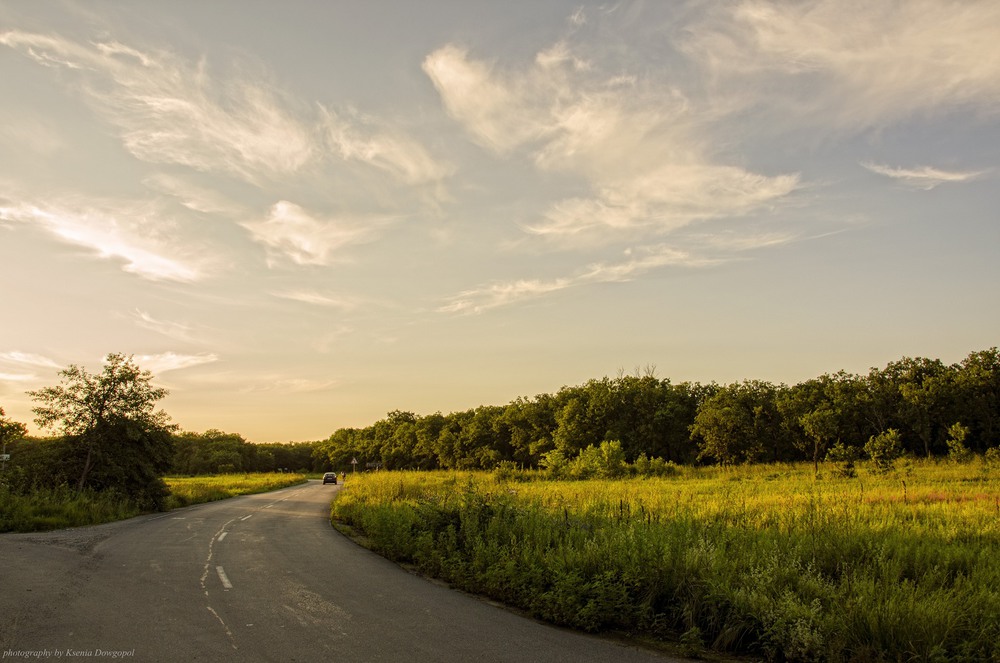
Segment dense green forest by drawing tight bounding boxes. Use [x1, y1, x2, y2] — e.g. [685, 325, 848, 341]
[3, 347, 997, 497]
[315, 348, 1000, 472]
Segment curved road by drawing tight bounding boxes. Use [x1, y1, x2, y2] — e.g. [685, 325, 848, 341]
[0, 481, 683, 662]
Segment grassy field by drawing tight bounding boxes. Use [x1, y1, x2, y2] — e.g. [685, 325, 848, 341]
[0, 473, 307, 533]
[331, 461, 999, 662]
[163, 472, 308, 509]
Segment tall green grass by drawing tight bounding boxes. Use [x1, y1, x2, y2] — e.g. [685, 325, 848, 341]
[163, 473, 307, 508]
[331, 461, 999, 662]
[0, 473, 308, 533]
[0, 485, 140, 532]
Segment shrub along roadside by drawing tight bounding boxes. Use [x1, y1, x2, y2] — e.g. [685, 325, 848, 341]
[331, 468, 1000, 663]
[0, 485, 141, 532]
[0, 473, 307, 533]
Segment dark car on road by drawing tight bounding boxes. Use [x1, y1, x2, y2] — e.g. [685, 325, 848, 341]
[322, 472, 338, 485]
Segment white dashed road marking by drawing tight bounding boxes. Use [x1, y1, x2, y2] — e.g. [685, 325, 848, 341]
[216, 565, 233, 590]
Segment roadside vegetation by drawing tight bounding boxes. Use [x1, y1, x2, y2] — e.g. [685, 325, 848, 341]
[0, 354, 322, 533]
[332, 460, 1000, 662]
[0, 485, 142, 532]
[163, 472, 308, 509]
[0, 473, 307, 532]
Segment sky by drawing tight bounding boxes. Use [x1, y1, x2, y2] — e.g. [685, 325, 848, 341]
[1, 0, 998, 443]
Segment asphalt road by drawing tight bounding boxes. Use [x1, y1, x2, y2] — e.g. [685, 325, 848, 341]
[0, 480, 685, 662]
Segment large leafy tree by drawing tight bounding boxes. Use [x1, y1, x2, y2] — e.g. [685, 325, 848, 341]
[691, 380, 786, 465]
[29, 353, 176, 509]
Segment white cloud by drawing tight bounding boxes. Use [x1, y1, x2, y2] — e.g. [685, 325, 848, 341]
[0, 200, 201, 282]
[682, 0, 1000, 129]
[132, 309, 198, 342]
[0, 351, 62, 369]
[320, 107, 452, 186]
[0, 372, 37, 383]
[861, 163, 988, 190]
[270, 291, 361, 311]
[528, 165, 800, 245]
[241, 201, 375, 267]
[134, 352, 218, 374]
[143, 174, 244, 216]
[424, 41, 800, 246]
[1, 30, 448, 191]
[423, 45, 558, 154]
[0, 31, 315, 183]
[439, 277, 573, 314]
[440, 244, 717, 314]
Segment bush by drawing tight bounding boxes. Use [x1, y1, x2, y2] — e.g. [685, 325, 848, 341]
[865, 429, 903, 475]
[825, 442, 861, 478]
[946, 423, 973, 464]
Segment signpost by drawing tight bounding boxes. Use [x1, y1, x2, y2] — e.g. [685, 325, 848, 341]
[350, 457, 357, 474]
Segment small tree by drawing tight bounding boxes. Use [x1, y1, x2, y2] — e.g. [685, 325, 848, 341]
[865, 429, 903, 475]
[825, 442, 861, 478]
[945, 422, 973, 463]
[29, 353, 176, 509]
[799, 406, 838, 476]
[540, 448, 569, 478]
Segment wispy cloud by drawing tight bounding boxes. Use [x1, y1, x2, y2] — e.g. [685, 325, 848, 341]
[424, 39, 800, 247]
[134, 352, 218, 374]
[0, 31, 314, 183]
[527, 166, 800, 245]
[241, 201, 376, 267]
[0, 372, 37, 383]
[0, 199, 202, 282]
[132, 309, 198, 342]
[143, 174, 244, 216]
[0, 352, 61, 385]
[0, 30, 449, 192]
[682, 0, 1000, 129]
[0, 351, 62, 370]
[320, 107, 452, 187]
[861, 162, 988, 190]
[270, 291, 362, 311]
[440, 244, 717, 314]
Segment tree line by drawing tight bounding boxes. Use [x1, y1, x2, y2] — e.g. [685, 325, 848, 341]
[314, 348, 1000, 473]
[3, 348, 997, 511]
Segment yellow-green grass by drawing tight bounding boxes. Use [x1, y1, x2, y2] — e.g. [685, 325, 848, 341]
[0, 485, 141, 532]
[163, 472, 307, 509]
[332, 461, 999, 662]
[1, 473, 308, 533]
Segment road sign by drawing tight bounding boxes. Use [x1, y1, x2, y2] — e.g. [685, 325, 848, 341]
[0, 454, 9, 461]
[350, 457, 357, 465]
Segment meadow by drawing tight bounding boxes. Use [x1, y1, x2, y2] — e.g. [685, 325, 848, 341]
[330, 461, 1000, 662]
[163, 472, 308, 509]
[0, 473, 307, 532]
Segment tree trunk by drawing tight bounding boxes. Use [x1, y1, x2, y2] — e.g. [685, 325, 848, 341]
[77, 442, 94, 492]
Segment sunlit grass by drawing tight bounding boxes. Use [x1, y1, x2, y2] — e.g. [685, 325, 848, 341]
[163, 472, 307, 509]
[0, 485, 141, 532]
[1, 473, 308, 533]
[332, 460, 999, 662]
